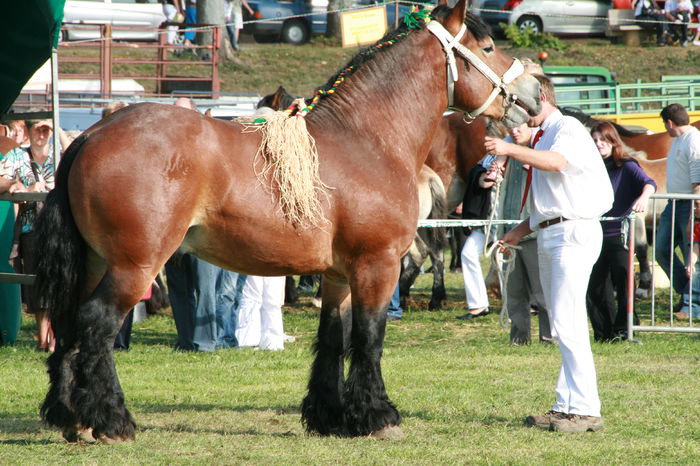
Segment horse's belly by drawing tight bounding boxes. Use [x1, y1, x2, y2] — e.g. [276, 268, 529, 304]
[183, 224, 335, 276]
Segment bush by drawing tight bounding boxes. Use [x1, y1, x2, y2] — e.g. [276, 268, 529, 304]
[500, 23, 566, 51]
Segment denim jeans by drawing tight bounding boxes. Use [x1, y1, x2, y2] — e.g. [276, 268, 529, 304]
[165, 254, 220, 352]
[215, 269, 239, 348]
[680, 268, 700, 318]
[655, 200, 690, 296]
[387, 282, 402, 319]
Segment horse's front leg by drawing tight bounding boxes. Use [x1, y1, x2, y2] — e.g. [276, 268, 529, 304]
[344, 256, 403, 439]
[301, 276, 351, 436]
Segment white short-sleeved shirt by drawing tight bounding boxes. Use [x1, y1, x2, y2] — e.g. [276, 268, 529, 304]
[665, 0, 692, 13]
[666, 126, 700, 194]
[528, 110, 614, 231]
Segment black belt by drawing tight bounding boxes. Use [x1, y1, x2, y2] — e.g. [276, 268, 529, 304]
[538, 216, 570, 229]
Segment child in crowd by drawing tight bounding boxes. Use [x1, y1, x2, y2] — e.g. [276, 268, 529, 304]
[680, 215, 700, 319]
[483, 154, 508, 182]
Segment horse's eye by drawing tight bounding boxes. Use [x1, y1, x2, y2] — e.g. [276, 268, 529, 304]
[483, 46, 494, 54]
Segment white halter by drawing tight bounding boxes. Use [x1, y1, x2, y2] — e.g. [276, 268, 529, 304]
[426, 20, 525, 121]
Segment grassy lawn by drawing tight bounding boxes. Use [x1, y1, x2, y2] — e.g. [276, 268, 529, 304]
[2, 270, 700, 464]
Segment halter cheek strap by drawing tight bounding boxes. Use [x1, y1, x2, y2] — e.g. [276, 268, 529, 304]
[426, 20, 525, 121]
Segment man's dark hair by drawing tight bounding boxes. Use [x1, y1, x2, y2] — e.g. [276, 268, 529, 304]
[660, 103, 689, 126]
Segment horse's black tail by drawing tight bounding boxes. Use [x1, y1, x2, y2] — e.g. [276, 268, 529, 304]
[34, 134, 88, 339]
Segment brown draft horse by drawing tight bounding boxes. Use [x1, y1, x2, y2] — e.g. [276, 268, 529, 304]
[33, 0, 540, 443]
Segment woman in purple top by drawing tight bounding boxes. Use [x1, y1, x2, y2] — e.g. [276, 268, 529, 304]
[586, 121, 657, 342]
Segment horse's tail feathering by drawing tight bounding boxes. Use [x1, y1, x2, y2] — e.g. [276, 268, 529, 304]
[34, 134, 87, 332]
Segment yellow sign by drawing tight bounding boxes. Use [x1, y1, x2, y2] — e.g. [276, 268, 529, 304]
[340, 6, 387, 48]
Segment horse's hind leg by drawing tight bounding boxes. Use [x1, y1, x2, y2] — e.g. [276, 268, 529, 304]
[399, 236, 427, 309]
[344, 256, 402, 438]
[427, 239, 446, 311]
[301, 276, 351, 435]
[65, 267, 149, 443]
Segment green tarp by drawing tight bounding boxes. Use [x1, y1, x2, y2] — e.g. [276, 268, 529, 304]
[0, 0, 66, 115]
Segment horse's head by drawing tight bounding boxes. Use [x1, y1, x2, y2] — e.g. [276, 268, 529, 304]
[428, 0, 541, 127]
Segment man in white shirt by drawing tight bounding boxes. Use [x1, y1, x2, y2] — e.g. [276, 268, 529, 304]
[656, 103, 700, 317]
[484, 75, 613, 433]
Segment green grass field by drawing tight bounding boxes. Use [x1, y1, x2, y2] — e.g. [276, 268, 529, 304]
[2, 271, 700, 464]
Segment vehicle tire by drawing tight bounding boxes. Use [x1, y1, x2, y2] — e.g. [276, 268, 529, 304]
[516, 16, 542, 34]
[281, 19, 309, 45]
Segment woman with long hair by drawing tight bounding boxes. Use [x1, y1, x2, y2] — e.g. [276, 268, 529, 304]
[587, 120, 657, 342]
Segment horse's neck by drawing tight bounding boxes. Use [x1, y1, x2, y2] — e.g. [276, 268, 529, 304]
[308, 32, 448, 168]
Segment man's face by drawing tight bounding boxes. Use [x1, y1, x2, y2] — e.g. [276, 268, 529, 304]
[510, 123, 531, 146]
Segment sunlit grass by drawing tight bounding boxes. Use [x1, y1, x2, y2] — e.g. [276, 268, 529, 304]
[1, 270, 700, 464]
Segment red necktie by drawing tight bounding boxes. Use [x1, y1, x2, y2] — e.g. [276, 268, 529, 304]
[520, 129, 544, 213]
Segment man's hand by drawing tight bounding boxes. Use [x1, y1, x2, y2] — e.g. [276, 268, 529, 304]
[484, 136, 513, 157]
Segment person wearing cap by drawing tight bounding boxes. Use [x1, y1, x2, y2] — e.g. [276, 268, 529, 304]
[484, 74, 613, 433]
[0, 114, 65, 352]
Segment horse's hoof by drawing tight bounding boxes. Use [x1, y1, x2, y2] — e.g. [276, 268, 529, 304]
[98, 434, 132, 445]
[62, 426, 96, 444]
[369, 425, 405, 440]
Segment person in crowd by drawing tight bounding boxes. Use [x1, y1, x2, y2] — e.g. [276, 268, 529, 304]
[679, 213, 700, 319]
[664, 0, 693, 46]
[499, 122, 552, 345]
[8, 120, 28, 148]
[486, 74, 613, 433]
[387, 282, 403, 321]
[161, 0, 184, 48]
[235, 275, 287, 350]
[225, 0, 253, 51]
[456, 157, 498, 321]
[183, 0, 197, 51]
[0, 115, 62, 352]
[634, 0, 670, 46]
[165, 98, 239, 351]
[101, 101, 129, 119]
[656, 103, 700, 313]
[586, 121, 657, 342]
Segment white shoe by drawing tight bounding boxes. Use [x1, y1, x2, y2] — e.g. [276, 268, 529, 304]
[283, 334, 296, 343]
[693, 40, 700, 46]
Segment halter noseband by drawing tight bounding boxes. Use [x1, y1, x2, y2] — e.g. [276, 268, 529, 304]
[426, 20, 524, 121]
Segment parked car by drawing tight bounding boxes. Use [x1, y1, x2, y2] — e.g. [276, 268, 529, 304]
[479, 0, 611, 36]
[62, 0, 166, 41]
[245, 0, 419, 45]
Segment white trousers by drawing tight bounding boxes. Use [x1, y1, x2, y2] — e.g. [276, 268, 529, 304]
[537, 219, 602, 417]
[162, 4, 178, 45]
[235, 275, 286, 350]
[460, 228, 489, 310]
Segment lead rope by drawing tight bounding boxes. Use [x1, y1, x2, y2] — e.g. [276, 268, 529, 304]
[481, 165, 521, 328]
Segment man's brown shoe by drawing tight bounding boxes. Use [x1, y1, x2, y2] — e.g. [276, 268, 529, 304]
[550, 414, 604, 433]
[524, 410, 566, 429]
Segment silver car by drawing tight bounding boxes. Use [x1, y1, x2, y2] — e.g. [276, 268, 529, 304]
[63, 0, 166, 41]
[479, 0, 611, 35]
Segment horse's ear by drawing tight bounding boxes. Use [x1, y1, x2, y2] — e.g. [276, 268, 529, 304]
[444, 0, 467, 35]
